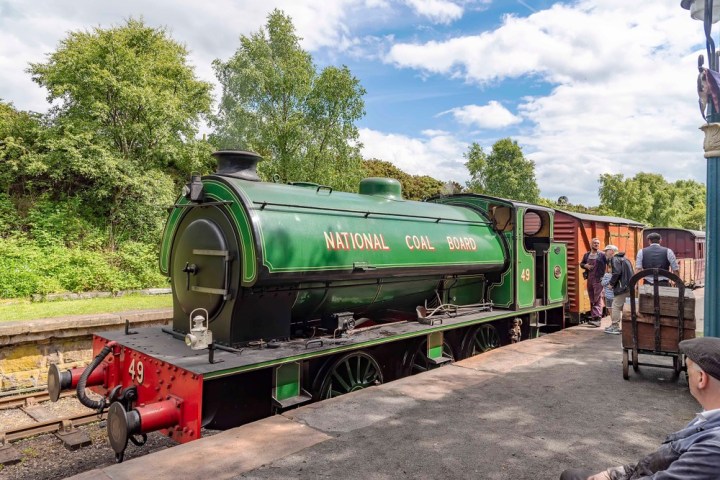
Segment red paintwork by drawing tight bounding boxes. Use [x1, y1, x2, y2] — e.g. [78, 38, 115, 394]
[136, 398, 182, 433]
[91, 335, 204, 443]
[69, 363, 106, 388]
[553, 211, 644, 322]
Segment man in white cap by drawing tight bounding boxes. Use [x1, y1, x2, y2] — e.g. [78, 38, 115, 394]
[560, 336, 720, 479]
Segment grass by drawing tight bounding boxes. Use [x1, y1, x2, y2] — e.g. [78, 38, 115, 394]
[21, 447, 38, 458]
[0, 294, 172, 323]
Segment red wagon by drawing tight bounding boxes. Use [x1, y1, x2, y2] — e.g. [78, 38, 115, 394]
[554, 210, 644, 324]
[642, 228, 705, 288]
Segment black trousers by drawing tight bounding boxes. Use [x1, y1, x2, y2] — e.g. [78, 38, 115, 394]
[559, 468, 594, 480]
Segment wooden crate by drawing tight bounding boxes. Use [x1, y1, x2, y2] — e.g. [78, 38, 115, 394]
[621, 310, 695, 352]
[637, 285, 695, 319]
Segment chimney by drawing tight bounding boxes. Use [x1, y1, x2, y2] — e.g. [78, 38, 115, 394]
[212, 150, 262, 181]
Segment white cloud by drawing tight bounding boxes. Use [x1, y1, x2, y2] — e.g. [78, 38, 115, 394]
[440, 101, 521, 128]
[384, 0, 707, 205]
[0, 0, 361, 113]
[403, 0, 463, 24]
[359, 128, 469, 181]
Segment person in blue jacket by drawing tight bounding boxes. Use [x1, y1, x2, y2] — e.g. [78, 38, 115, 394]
[560, 336, 720, 480]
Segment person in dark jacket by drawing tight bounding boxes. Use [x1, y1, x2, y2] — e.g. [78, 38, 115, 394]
[580, 238, 608, 327]
[603, 246, 633, 335]
[560, 336, 720, 479]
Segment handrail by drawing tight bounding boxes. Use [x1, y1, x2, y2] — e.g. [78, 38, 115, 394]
[252, 200, 492, 226]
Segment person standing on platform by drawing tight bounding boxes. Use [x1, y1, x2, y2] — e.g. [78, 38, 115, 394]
[600, 252, 615, 322]
[604, 245, 632, 335]
[580, 238, 607, 327]
[636, 232, 679, 287]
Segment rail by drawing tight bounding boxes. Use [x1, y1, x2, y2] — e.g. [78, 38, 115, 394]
[0, 391, 103, 446]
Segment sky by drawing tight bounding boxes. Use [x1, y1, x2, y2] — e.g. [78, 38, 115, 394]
[0, 0, 710, 205]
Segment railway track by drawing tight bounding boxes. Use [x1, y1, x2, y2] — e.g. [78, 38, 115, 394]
[0, 389, 72, 410]
[0, 390, 104, 465]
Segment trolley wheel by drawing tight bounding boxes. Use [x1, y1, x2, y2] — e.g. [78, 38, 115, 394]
[462, 324, 501, 358]
[673, 355, 683, 377]
[622, 349, 629, 380]
[632, 347, 639, 372]
[314, 351, 383, 400]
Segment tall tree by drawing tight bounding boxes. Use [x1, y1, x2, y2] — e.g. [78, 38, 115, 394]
[212, 10, 366, 192]
[464, 142, 487, 194]
[598, 173, 706, 228]
[28, 19, 213, 170]
[465, 138, 540, 203]
[24, 19, 213, 247]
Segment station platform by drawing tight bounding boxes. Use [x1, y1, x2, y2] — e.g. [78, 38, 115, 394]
[68, 319, 698, 480]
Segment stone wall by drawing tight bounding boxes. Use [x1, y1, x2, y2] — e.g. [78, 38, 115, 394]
[0, 309, 172, 391]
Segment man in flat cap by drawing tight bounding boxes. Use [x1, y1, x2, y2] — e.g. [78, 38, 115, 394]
[636, 232, 679, 287]
[560, 336, 720, 479]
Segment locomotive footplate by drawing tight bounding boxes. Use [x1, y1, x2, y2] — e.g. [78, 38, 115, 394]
[89, 336, 203, 446]
[96, 303, 557, 379]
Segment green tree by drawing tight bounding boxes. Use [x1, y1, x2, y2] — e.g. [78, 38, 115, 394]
[465, 138, 539, 203]
[25, 19, 214, 247]
[598, 173, 706, 228]
[0, 101, 44, 196]
[28, 19, 212, 170]
[212, 10, 366, 192]
[673, 179, 706, 230]
[464, 142, 486, 193]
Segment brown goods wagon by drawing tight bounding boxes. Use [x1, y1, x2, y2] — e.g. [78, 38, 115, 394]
[554, 210, 644, 324]
[642, 228, 705, 288]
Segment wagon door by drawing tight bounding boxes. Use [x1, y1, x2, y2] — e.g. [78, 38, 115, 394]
[546, 242, 567, 304]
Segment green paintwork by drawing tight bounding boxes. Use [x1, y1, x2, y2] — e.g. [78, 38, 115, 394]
[292, 278, 439, 317]
[547, 242, 567, 304]
[358, 177, 402, 199]
[223, 177, 506, 281]
[203, 303, 560, 380]
[443, 275, 485, 305]
[202, 180, 258, 285]
[159, 180, 258, 285]
[273, 362, 300, 401]
[515, 208, 536, 308]
[488, 231, 514, 308]
[160, 196, 190, 275]
[427, 331, 443, 359]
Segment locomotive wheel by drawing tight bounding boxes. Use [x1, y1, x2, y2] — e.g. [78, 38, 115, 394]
[406, 340, 455, 375]
[315, 352, 383, 400]
[463, 324, 501, 357]
[622, 349, 629, 380]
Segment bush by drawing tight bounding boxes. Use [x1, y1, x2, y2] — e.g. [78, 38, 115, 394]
[0, 193, 21, 236]
[0, 237, 167, 298]
[116, 241, 167, 289]
[24, 195, 105, 248]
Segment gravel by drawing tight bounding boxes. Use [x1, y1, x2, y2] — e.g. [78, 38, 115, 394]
[0, 422, 178, 480]
[0, 393, 217, 480]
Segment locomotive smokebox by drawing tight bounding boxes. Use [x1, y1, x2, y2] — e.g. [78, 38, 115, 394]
[213, 150, 261, 181]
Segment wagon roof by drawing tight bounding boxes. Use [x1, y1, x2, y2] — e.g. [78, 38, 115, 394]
[555, 209, 644, 227]
[644, 227, 706, 238]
